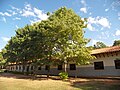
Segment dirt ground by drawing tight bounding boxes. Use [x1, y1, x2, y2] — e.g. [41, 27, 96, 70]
[0, 73, 120, 90]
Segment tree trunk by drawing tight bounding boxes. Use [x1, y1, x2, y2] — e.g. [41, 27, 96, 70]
[22, 61, 25, 74]
[47, 69, 50, 79]
[33, 64, 37, 80]
[64, 60, 67, 72]
[22, 57, 27, 75]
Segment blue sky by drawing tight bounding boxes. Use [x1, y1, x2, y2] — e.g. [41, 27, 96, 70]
[0, 0, 120, 50]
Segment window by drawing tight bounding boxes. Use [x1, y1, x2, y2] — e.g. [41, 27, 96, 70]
[70, 64, 76, 70]
[114, 60, 120, 69]
[23, 66, 25, 70]
[19, 66, 21, 70]
[58, 65, 62, 70]
[27, 66, 29, 72]
[31, 66, 33, 70]
[38, 66, 41, 70]
[45, 65, 50, 70]
[16, 66, 18, 70]
[94, 61, 104, 70]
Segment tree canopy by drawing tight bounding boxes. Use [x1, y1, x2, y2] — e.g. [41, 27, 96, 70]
[2, 7, 94, 74]
[47, 7, 93, 65]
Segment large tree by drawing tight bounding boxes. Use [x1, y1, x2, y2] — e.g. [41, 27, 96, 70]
[46, 7, 93, 72]
[3, 7, 94, 77]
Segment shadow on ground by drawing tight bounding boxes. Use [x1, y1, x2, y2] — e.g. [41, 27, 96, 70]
[0, 72, 61, 80]
[70, 79, 120, 90]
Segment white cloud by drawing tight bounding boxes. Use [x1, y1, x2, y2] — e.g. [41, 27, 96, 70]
[13, 17, 21, 20]
[87, 24, 95, 31]
[11, 4, 35, 17]
[21, 4, 48, 21]
[2, 3, 48, 24]
[105, 8, 109, 12]
[88, 17, 96, 24]
[34, 8, 48, 20]
[97, 17, 110, 28]
[30, 19, 41, 24]
[12, 12, 17, 15]
[4, 12, 11, 16]
[0, 12, 11, 16]
[1, 37, 10, 42]
[0, 12, 5, 16]
[7, 9, 17, 15]
[80, 0, 88, 14]
[115, 30, 120, 36]
[22, 10, 35, 17]
[30, 18, 44, 25]
[80, 7, 87, 13]
[25, 4, 32, 11]
[88, 16, 111, 29]
[10, 5, 19, 11]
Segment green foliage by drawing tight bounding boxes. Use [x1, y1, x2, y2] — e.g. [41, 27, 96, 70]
[94, 42, 107, 49]
[0, 51, 6, 66]
[59, 72, 68, 80]
[113, 40, 120, 46]
[47, 7, 93, 66]
[3, 7, 94, 75]
[0, 69, 7, 73]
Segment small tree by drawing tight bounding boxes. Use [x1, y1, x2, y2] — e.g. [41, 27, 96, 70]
[94, 42, 107, 49]
[113, 40, 120, 46]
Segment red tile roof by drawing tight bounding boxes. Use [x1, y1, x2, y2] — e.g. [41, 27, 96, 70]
[91, 46, 120, 55]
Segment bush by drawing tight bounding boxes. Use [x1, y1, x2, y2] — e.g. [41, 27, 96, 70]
[0, 69, 6, 73]
[59, 72, 68, 80]
[4, 69, 8, 72]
